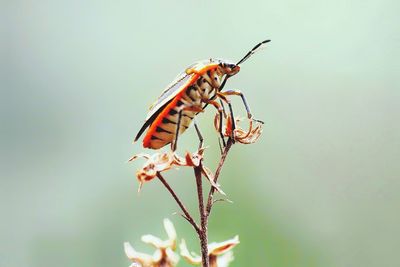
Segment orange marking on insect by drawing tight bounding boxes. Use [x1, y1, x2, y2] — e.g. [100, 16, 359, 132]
[142, 64, 219, 148]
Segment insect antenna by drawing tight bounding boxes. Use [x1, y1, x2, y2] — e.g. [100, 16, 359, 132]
[236, 39, 270, 65]
[217, 40, 271, 92]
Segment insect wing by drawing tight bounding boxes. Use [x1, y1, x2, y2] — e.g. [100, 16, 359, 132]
[134, 71, 195, 142]
[146, 71, 194, 120]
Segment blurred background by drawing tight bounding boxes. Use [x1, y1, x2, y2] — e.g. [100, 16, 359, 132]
[1, 0, 399, 266]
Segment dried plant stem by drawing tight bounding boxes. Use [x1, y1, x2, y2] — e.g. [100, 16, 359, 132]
[206, 138, 233, 217]
[157, 173, 200, 234]
[156, 138, 234, 267]
[194, 166, 209, 267]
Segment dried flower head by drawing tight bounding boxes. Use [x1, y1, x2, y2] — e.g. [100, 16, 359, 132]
[124, 218, 179, 267]
[128, 152, 175, 190]
[180, 236, 239, 267]
[129, 149, 224, 194]
[214, 114, 263, 144]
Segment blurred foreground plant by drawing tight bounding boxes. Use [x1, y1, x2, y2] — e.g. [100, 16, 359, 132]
[127, 115, 263, 266]
[124, 219, 179, 267]
[180, 236, 239, 267]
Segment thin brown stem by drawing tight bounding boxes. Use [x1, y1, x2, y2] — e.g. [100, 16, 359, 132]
[209, 255, 218, 267]
[194, 165, 209, 267]
[157, 173, 200, 234]
[206, 138, 233, 217]
[157, 137, 234, 267]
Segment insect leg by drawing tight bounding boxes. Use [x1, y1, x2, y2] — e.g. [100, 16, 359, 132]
[218, 99, 227, 149]
[218, 111, 226, 147]
[172, 104, 204, 151]
[172, 109, 183, 152]
[193, 119, 204, 150]
[218, 136, 224, 154]
[203, 99, 226, 147]
[219, 99, 227, 118]
[216, 93, 236, 143]
[219, 90, 264, 124]
[219, 75, 229, 91]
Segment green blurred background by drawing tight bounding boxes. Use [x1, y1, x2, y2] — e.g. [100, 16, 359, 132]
[1, 0, 399, 266]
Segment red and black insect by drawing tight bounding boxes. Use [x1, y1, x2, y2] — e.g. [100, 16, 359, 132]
[134, 40, 270, 151]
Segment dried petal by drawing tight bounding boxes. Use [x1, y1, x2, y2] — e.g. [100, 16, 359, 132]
[208, 236, 240, 256]
[130, 147, 218, 193]
[172, 152, 187, 166]
[214, 112, 263, 144]
[130, 152, 175, 189]
[125, 219, 180, 267]
[202, 166, 225, 196]
[141, 219, 177, 250]
[136, 165, 157, 182]
[128, 153, 151, 162]
[164, 218, 177, 250]
[179, 239, 202, 265]
[151, 250, 162, 264]
[185, 152, 199, 167]
[224, 115, 234, 137]
[197, 147, 206, 156]
[180, 236, 239, 267]
[124, 242, 154, 267]
[165, 247, 180, 266]
[214, 113, 221, 133]
[152, 152, 174, 172]
[216, 251, 234, 267]
[141, 235, 165, 248]
[183, 146, 208, 167]
[233, 120, 263, 144]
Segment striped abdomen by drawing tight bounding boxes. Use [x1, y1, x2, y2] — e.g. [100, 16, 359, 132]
[143, 72, 216, 149]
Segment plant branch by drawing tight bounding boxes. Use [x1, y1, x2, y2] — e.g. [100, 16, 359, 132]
[194, 165, 209, 267]
[206, 138, 233, 217]
[156, 173, 200, 234]
[156, 137, 234, 267]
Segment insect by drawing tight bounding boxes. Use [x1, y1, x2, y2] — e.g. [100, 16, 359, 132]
[134, 40, 270, 151]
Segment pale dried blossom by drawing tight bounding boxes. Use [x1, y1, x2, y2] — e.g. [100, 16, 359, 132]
[179, 236, 239, 267]
[128, 148, 224, 194]
[214, 114, 263, 144]
[124, 219, 179, 267]
[128, 152, 175, 190]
